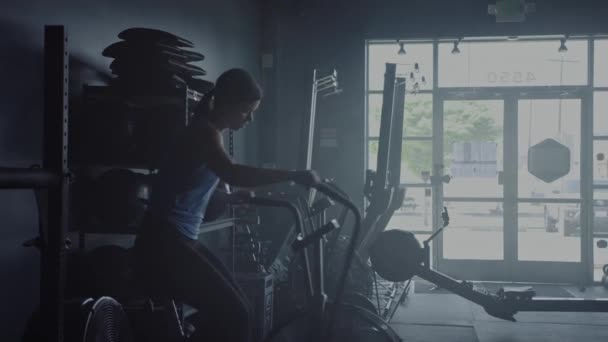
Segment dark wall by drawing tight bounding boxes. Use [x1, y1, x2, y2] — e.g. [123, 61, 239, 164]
[0, 0, 261, 339]
[271, 0, 608, 211]
[364, 0, 608, 39]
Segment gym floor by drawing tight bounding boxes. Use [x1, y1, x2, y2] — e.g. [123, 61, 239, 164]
[389, 281, 608, 342]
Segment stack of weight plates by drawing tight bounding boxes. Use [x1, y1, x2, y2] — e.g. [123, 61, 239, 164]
[103, 27, 213, 93]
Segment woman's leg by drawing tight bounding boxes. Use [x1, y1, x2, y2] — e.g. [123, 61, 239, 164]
[133, 218, 252, 342]
[167, 238, 252, 342]
[184, 239, 251, 306]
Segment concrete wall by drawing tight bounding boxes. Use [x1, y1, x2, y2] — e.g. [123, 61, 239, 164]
[0, 0, 261, 339]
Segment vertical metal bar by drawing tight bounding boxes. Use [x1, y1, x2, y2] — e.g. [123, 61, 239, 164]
[42, 25, 69, 342]
[317, 238, 325, 312]
[357, 63, 397, 256]
[432, 40, 442, 267]
[388, 78, 406, 186]
[364, 42, 371, 212]
[184, 86, 190, 127]
[582, 37, 595, 284]
[229, 130, 234, 157]
[231, 211, 236, 277]
[364, 42, 370, 167]
[581, 92, 593, 283]
[358, 77, 407, 250]
[307, 70, 318, 204]
[306, 69, 318, 170]
[503, 95, 518, 276]
[375, 63, 397, 188]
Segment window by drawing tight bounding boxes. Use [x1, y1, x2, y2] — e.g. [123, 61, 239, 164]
[593, 40, 608, 282]
[366, 86, 433, 183]
[366, 38, 602, 269]
[439, 39, 588, 87]
[366, 41, 434, 233]
[594, 91, 608, 136]
[366, 42, 434, 183]
[443, 100, 504, 198]
[594, 40, 608, 87]
[367, 93, 433, 138]
[518, 99, 581, 199]
[367, 42, 434, 91]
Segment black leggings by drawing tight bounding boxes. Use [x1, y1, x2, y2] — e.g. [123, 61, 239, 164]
[133, 216, 252, 342]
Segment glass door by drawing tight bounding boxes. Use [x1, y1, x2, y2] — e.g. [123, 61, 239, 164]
[435, 92, 589, 283]
[435, 96, 508, 280]
[512, 97, 585, 283]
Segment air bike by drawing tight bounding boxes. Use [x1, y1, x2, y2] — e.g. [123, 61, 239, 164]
[369, 207, 608, 322]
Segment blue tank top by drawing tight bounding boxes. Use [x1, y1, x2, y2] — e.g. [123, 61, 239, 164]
[149, 158, 220, 240]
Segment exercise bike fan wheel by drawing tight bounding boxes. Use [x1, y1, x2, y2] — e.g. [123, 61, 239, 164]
[369, 230, 424, 282]
[82, 297, 133, 342]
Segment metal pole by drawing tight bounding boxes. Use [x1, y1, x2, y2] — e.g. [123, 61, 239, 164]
[307, 70, 318, 205]
[307, 69, 318, 170]
[357, 63, 397, 258]
[388, 77, 406, 187]
[432, 39, 442, 268]
[374, 63, 397, 189]
[583, 38, 594, 285]
[559, 57, 564, 133]
[358, 76, 407, 255]
[0, 168, 59, 188]
[41, 25, 70, 342]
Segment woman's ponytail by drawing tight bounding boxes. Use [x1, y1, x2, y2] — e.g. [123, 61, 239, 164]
[192, 87, 216, 121]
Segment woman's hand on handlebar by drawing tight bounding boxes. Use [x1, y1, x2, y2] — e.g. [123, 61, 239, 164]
[293, 170, 322, 188]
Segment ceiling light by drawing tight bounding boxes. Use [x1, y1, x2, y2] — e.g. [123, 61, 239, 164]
[452, 37, 462, 54]
[397, 40, 406, 55]
[558, 37, 568, 53]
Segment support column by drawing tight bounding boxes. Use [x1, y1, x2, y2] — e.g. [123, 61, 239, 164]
[42, 25, 70, 342]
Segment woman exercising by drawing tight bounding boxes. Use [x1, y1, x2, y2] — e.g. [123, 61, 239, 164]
[133, 68, 320, 342]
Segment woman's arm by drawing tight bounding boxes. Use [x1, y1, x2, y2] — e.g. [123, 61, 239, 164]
[191, 120, 319, 188]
